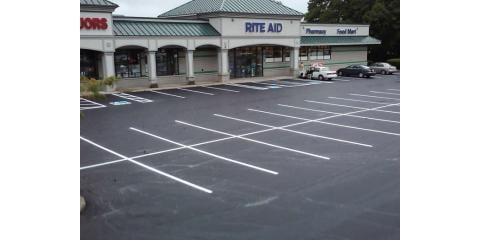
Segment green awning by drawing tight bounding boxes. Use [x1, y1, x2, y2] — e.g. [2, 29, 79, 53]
[301, 36, 381, 46]
[113, 20, 220, 37]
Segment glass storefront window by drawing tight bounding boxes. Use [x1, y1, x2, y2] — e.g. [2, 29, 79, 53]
[156, 48, 180, 76]
[300, 47, 308, 61]
[114, 49, 148, 78]
[80, 49, 100, 79]
[283, 47, 290, 62]
[230, 46, 263, 79]
[264, 47, 283, 63]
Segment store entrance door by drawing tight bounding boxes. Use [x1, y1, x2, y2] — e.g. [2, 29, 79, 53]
[229, 47, 263, 79]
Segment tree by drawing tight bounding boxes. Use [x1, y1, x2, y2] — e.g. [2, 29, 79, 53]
[304, 0, 400, 61]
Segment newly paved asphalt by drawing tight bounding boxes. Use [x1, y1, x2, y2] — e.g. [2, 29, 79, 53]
[81, 74, 400, 240]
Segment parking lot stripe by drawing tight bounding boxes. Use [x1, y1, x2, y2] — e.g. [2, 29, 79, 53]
[150, 90, 186, 99]
[130, 127, 279, 175]
[226, 83, 268, 90]
[202, 86, 239, 93]
[213, 114, 373, 147]
[256, 82, 290, 88]
[175, 120, 331, 160]
[350, 93, 400, 100]
[112, 92, 153, 103]
[80, 98, 106, 110]
[178, 88, 215, 95]
[278, 104, 400, 123]
[328, 97, 387, 105]
[80, 136, 213, 194]
[293, 79, 331, 84]
[305, 100, 400, 114]
[81, 103, 399, 170]
[248, 107, 400, 136]
[370, 91, 401, 96]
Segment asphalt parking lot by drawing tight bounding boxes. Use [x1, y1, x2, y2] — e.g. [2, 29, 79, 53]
[80, 74, 400, 240]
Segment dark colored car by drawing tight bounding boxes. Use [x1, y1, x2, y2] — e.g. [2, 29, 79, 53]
[337, 65, 376, 78]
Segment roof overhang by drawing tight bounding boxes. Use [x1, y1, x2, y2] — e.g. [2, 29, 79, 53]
[300, 36, 381, 46]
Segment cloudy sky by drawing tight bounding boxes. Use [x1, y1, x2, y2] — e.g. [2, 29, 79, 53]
[110, 0, 309, 17]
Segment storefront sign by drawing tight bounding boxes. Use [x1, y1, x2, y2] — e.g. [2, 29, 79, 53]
[305, 28, 326, 35]
[245, 22, 283, 33]
[80, 17, 108, 30]
[337, 28, 358, 35]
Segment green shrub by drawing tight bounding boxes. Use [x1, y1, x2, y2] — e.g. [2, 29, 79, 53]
[102, 76, 118, 87]
[80, 77, 105, 100]
[387, 58, 400, 70]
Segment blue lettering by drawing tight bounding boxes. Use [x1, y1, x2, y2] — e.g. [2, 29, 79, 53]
[245, 22, 252, 32]
[276, 23, 282, 32]
[268, 23, 274, 32]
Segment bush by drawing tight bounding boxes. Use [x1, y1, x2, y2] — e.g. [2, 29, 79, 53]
[102, 76, 118, 87]
[80, 77, 105, 100]
[387, 58, 400, 70]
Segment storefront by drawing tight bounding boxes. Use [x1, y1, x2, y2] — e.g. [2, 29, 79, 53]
[80, 0, 381, 90]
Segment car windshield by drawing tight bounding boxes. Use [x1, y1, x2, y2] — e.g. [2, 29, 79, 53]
[319, 67, 330, 71]
[360, 65, 370, 69]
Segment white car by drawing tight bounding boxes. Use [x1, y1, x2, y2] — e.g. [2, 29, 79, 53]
[300, 66, 337, 80]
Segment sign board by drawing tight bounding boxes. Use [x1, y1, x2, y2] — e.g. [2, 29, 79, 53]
[302, 24, 369, 36]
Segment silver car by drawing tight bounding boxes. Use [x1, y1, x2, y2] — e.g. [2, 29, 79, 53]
[370, 62, 398, 75]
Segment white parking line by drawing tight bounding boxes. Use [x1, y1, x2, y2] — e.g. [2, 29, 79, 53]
[178, 88, 215, 95]
[226, 83, 268, 90]
[256, 82, 290, 88]
[293, 79, 330, 84]
[278, 104, 399, 123]
[305, 100, 400, 114]
[80, 136, 213, 194]
[213, 114, 373, 147]
[80, 98, 106, 110]
[202, 86, 239, 93]
[150, 90, 186, 99]
[248, 108, 400, 136]
[350, 94, 400, 100]
[175, 120, 331, 160]
[81, 103, 399, 170]
[130, 127, 278, 175]
[370, 91, 401, 96]
[328, 97, 388, 105]
[112, 92, 153, 103]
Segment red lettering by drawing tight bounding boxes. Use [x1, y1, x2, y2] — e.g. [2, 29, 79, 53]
[80, 17, 108, 30]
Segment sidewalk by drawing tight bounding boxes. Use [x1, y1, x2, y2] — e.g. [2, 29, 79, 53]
[104, 76, 297, 94]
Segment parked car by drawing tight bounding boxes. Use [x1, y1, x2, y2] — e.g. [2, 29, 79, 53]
[299, 66, 337, 80]
[337, 65, 376, 78]
[369, 62, 398, 75]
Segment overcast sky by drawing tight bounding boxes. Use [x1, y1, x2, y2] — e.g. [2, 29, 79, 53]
[110, 0, 308, 17]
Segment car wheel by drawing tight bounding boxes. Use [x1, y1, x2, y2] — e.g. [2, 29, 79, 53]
[358, 73, 364, 78]
[338, 71, 343, 76]
[319, 75, 325, 81]
[381, 70, 386, 75]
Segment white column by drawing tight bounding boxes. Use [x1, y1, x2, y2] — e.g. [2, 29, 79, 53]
[218, 48, 229, 82]
[102, 52, 116, 92]
[290, 47, 300, 78]
[102, 52, 115, 78]
[147, 51, 157, 86]
[186, 49, 195, 84]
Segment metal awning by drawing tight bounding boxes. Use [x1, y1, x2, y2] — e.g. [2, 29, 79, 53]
[301, 36, 381, 46]
[113, 20, 220, 37]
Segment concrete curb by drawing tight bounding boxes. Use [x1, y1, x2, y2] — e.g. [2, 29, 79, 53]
[98, 75, 296, 95]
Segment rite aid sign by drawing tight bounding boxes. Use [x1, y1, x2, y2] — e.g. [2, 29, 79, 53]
[245, 22, 283, 33]
[80, 17, 108, 30]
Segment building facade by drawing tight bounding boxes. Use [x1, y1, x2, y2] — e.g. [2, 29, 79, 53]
[80, 0, 381, 90]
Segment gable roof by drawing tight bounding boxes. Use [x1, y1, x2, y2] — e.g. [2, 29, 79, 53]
[80, 0, 118, 7]
[159, 0, 304, 18]
[113, 19, 220, 36]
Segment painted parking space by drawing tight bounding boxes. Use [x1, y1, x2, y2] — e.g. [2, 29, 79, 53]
[81, 74, 400, 239]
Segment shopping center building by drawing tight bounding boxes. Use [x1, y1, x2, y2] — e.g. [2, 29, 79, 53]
[80, 0, 381, 90]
